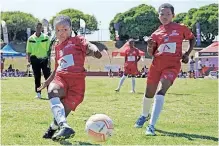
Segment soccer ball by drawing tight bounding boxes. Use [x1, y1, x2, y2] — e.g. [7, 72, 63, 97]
[85, 114, 114, 142]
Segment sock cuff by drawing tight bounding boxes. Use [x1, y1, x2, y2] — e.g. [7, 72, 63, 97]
[50, 97, 61, 105]
[143, 96, 153, 101]
[155, 94, 164, 100]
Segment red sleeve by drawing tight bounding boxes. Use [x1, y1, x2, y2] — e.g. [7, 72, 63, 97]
[150, 32, 158, 54]
[151, 33, 157, 42]
[76, 36, 88, 52]
[181, 25, 194, 40]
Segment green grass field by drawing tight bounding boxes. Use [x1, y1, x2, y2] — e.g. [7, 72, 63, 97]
[1, 77, 218, 145]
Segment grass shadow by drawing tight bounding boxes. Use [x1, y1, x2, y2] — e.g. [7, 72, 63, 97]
[166, 93, 194, 96]
[135, 92, 144, 95]
[39, 98, 49, 100]
[60, 140, 101, 146]
[156, 129, 218, 142]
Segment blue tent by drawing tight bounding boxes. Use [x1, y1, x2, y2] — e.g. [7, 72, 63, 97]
[1, 44, 25, 57]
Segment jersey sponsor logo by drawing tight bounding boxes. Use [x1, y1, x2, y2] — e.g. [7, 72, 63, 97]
[64, 43, 75, 49]
[164, 36, 169, 42]
[157, 42, 176, 53]
[57, 54, 74, 71]
[169, 30, 179, 36]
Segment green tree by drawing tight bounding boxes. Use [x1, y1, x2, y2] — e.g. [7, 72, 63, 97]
[173, 13, 187, 24]
[50, 9, 98, 32]
[1, 11, 38, 41]
[184, 4, 218, 44]
[109, 4, 160, 41]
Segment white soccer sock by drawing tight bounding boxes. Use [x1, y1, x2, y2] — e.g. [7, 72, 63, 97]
[149, 94, 164, 126]
[117, 75, 127, 89]
[131, 77, 135, 91]
[50, 97, 70, 128]
[142, 97, 153, 117]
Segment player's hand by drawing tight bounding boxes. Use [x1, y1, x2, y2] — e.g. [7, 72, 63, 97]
[146, 38, 156, 56]
[147, 38, 156, 48]
[94, 51, 102, 59]
[37, 81, 49, 92]
[182, 52, 189, 64]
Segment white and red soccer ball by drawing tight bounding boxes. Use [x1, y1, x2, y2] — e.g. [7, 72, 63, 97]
[85, 114, 114, 142]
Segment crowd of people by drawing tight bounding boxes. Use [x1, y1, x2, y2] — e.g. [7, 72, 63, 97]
[1, 64, 33, 77]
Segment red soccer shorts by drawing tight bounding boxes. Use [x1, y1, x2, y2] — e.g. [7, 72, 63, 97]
[124, 63, 139, 75]
[147, 58, 181, 85]
[52, 73, 85, 111]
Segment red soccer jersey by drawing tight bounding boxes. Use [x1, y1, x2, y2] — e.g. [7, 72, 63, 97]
[54, 36, 87, 75]
[124, 47, 140, 66]
[151, 22, 194, 60]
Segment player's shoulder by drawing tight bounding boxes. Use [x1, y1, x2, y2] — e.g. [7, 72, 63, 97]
[175, 23, 189, 29]
[134, 48, 140, 52]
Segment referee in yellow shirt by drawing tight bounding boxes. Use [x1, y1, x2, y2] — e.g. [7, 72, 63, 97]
[26, 22, 51, 98]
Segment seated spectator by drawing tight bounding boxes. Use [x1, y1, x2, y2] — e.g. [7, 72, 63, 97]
[108, 69, 113, 78]
[8, 64, 13, 72]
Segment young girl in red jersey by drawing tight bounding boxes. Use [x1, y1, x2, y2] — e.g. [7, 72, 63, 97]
[38, 15, 102, 141]
[134, 3, 196, 136]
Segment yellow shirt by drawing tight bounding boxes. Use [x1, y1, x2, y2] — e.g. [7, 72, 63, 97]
[26, 33, 50, 58]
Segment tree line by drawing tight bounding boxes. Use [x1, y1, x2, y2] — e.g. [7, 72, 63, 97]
[1, 3, 217, 45]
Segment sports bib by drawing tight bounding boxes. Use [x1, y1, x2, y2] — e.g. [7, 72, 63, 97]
[57, 54, 74, 71]
[127, 56, 135, 61]
[157, 42, 176, 53]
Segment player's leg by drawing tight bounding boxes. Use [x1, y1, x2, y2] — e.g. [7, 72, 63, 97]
[52, 76, 85, 141]
[135, 65, 160, 128]
[131, 75, 136, 93]
[43, 76, 75, 141]
[30, 57, 41, 98]
[43, 106, 72, 139]
[146, 69, 178, 136]
[192, 70, 196, 79]
[115, 73, 128, 92]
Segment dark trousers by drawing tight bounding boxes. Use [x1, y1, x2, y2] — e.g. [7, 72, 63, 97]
[30, 56, 51, 93]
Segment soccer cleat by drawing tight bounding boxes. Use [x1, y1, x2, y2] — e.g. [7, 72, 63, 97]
[145, 124, 155, 136]
[134, 114, 151, 128]
[52, 127, 75, 141]
[130, 90, 135, 93]
[43, 126, 57, 139]
[115, 88, 120, 92]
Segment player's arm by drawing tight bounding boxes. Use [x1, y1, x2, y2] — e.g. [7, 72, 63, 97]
[86, 42, 102, 59]
[182, 25, 196, 63]
[145, 35, 157, 57]
[137, 56, 141, 62]
[185, 37, 196, 56]
[26, 38, 32, 64]
[136, 50, 141, 62]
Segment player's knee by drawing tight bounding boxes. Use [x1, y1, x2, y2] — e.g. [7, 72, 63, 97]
[157, 90, 166, 96]
[48, 83, 64, 99]
[48, 89, 60, 99]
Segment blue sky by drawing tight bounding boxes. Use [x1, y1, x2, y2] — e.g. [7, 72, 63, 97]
[1, 0, 218, 29]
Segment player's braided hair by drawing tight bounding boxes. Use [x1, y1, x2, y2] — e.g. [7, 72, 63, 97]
[53, 15, 72, 28]
[158, 3, 174, 14]
[53, 15, 78, 36]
